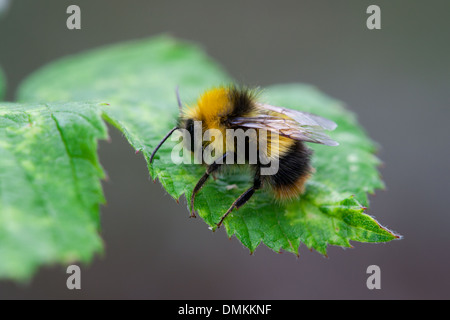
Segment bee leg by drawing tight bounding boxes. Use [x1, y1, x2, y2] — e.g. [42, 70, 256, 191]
[190, 152, 230, 218]
[217, 171, 261, 228]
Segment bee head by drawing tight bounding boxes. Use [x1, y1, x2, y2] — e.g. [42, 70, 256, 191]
[178, 118, 198, 153]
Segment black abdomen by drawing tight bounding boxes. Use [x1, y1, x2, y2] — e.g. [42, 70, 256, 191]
[262, 141, 313, 199]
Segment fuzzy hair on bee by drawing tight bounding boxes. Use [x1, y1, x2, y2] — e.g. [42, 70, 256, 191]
[149, 85, 338, 227]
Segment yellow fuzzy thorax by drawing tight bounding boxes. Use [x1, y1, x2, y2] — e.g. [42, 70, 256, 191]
[184, 87, 231, 129]
[184, 87, 233, 153]
[183, 86, 294, 160]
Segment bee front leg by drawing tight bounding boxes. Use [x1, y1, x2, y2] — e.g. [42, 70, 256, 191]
[189, 152, 230, 218]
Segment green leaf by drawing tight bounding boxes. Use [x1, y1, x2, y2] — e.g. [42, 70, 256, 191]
[0, 101, 107, 280]
[0, 67, 5, 100]
[18, 35, 399, 258]
[219, 84, 398, 254]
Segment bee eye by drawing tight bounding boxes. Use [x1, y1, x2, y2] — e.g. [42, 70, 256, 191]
[185, 119, 195, 152]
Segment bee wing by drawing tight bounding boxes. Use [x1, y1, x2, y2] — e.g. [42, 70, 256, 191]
[256, 103, 338, 131]
[229, 103, 339, 146]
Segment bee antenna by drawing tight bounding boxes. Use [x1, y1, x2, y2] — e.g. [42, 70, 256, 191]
[149, 126, 179, 164]
[175, 86, 183, 115]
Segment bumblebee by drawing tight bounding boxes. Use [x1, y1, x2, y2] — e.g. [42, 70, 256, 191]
[150, 86, 338, 227]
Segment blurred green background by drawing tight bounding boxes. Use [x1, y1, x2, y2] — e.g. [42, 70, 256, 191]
[0, 0, 449, 299]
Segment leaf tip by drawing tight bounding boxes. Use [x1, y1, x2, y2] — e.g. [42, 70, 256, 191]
[378, 223, 402, 241]
[208, 225, 219, 233]
[392, 232, 403, 240]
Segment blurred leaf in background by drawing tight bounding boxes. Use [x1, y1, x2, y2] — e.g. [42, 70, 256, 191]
[0, 101, 107, 280]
